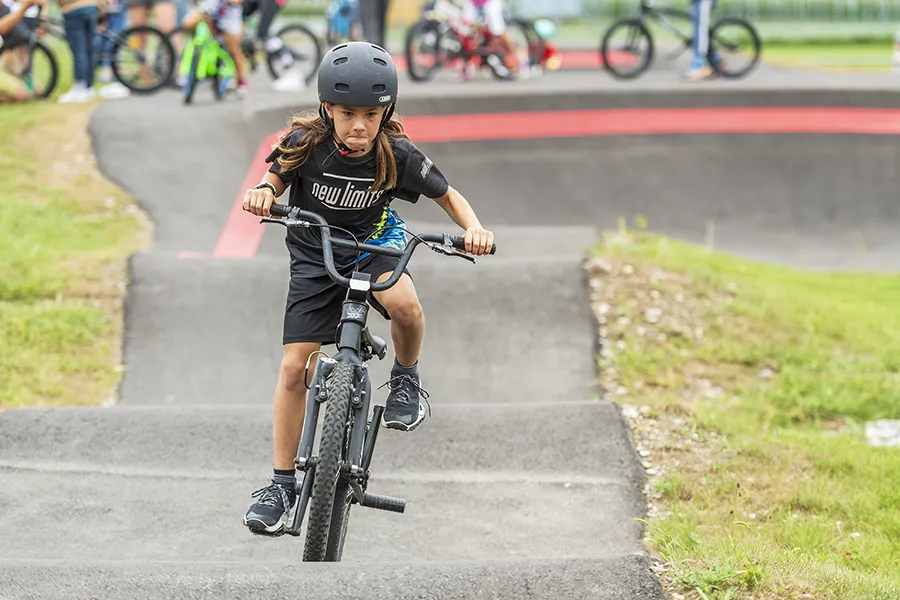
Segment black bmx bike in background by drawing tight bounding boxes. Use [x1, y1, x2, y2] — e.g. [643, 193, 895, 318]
[600, 0, 761, 79]
[259, 204, 496, 561]
[0, 7, 175, 98]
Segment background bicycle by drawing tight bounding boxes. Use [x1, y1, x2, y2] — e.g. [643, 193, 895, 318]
[167, 7, 321, 89]
[404, 0, 544, 82]
[0, 6, 174, 99]
[600, 0, 761, 79]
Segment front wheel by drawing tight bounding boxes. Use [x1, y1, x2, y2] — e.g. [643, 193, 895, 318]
[709, 17, 761, 79]
[600, 18, 654, 80]
[303, 362, 354, 562]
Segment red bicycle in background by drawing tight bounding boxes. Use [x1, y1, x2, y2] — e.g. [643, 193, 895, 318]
[403, 0, 560, 82]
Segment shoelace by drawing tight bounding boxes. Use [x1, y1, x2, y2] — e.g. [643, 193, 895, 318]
[250, 482, 292, 510]
[378, 374, 432, 416]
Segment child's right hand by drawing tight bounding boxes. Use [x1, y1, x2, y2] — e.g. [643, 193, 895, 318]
[243, 186, 275, 217]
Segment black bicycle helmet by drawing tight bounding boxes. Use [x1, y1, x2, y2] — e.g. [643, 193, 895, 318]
[317, 41, 398, 111]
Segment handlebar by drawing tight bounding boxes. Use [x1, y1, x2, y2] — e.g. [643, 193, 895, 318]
[261, 204, 496, 293]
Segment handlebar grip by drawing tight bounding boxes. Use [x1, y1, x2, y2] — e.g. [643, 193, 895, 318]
[269, 203, 290, 217]
[449, 235, 497, 255]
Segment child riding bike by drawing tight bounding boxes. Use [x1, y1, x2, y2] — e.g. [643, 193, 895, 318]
[240, 41, 495, 536]
[462, 0, 517, 73]
[181, 0, 248, 95]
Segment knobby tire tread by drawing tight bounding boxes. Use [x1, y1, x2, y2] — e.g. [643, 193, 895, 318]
[303, 362, 353, 562]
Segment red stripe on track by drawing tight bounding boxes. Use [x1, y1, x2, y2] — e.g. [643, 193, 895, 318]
[205, 107, 900, 259]
[401, 107, 900, 143]
[212, 131, 284, 258]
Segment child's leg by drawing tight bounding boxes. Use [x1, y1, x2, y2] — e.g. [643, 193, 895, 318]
[244, 339, 321, 535]
[219, 4, 248, 89]
[372, 269, 430, 432]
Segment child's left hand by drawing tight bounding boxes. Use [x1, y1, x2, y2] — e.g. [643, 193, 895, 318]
[465, 225, 494, 256]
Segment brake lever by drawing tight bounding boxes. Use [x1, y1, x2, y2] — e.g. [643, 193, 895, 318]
[259, 217, 311, 228]
[427, 242, 476, 264]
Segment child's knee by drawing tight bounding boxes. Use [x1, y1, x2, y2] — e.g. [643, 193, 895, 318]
[388, 294, 423, 327]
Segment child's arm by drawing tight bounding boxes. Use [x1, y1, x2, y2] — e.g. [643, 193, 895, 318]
[432, 186, 494, 255]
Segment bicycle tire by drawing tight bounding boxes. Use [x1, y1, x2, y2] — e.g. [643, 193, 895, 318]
[600, 18, 654, 80]
[264, 23, 322, 84]
[0, 40, 58, 99]
[303, 361, 354, 562]
[111, 25, 175, 94]
[324, 429, 354, 561]
[183, 47, 201, 105]
[709, 17, 761, 79]
[404, 18, 444, 82]
[507, 18, 540, 69]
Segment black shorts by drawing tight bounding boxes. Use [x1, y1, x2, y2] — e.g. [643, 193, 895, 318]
[283, 254, 411, 346]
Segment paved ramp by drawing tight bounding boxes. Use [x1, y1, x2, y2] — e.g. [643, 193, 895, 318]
[3, 69, 900, 599]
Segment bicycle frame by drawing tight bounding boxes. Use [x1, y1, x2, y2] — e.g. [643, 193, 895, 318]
[639, 0, 693, 42]
[287, 270, 390, 538]
[179, 19, 235, 81]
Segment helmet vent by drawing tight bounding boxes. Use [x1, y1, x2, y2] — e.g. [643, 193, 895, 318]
[334, 57, 349, 65]
[373, 58, 387, 66]
[335, 83, 350, 91]
[372, 84, 386, 93]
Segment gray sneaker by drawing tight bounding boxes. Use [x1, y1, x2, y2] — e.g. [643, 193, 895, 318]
[243, 482, 296, 535]
[380, 373, 431, 431]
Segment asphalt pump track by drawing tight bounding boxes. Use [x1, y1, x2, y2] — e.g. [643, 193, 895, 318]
[1, 69, 898, 599]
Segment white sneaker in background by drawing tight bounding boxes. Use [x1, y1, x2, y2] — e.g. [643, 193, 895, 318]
[58, 83, 93, 103]
[271, 70, 306, 92]
[98, 81, 131, 100]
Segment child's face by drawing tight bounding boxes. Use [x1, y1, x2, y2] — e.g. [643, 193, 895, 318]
[325, 103, 387, 153]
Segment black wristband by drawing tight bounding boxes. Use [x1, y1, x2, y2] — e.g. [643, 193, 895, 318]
[253, 181, 277, 196]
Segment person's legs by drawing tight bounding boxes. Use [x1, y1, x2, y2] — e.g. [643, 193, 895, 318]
[684, 0, 713, 80]
[219, 4, 248, 94]
[60, 7, 97, 101]
[151, 0, 178, 34]
[83, 7, 98, 88]
[243, 274, 345, 535]
[244, 340, 321, 535]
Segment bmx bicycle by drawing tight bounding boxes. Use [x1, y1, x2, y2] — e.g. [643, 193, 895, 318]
[179, 19, 236, 103]
[404, 0, 540, 82]
[0, 7, 174, 98]
[170, 10, 322, 96]
[600, 0, 761, 80]
[259, 204, 496, 562]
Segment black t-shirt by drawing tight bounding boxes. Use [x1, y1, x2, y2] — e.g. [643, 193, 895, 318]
[266, 128, 449, 277]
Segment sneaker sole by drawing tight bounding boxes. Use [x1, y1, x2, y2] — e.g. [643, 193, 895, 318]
[243, 515, 286, 536]
[381, 404, 427, 431]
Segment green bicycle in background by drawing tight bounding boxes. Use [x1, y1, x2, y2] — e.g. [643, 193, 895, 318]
[180, 20, 236, 104]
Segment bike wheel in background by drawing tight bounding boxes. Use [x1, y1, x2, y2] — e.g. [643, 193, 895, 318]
[111, 25, 175, 93]
[265, 23, 322, 85]
[600, 18, 654, 80]
[404, 18, 451, 82]
[709, 17, 761, 78]
[507, 18, 540, 71]
[0, 40, 58, 98]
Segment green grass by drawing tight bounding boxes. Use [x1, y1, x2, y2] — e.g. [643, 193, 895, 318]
[593, 228, 900, 599]
[0, 99, 147, 410]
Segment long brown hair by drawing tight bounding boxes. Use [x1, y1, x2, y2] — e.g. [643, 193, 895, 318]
[273, 106, 409, 192]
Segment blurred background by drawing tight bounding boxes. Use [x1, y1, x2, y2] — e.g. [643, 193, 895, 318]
[281, 0, 900, 72]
